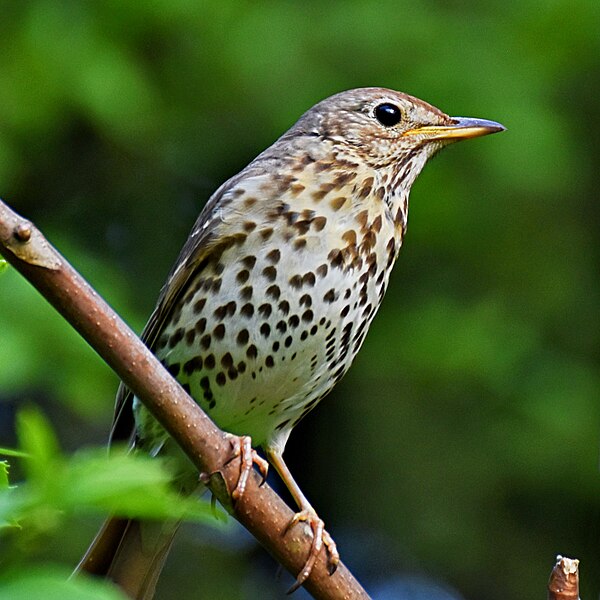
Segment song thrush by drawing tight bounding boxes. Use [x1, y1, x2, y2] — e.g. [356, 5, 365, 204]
[79, 87, 504, 596]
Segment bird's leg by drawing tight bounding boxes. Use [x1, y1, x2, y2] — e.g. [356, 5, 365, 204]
[225, 434, 269, 501]
[265, 448, 339, 592]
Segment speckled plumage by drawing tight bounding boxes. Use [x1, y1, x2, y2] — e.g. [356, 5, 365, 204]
[103, 87, 503, 591]
[128, 89, 452, 454]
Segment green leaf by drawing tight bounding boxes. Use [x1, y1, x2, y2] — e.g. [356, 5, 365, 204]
[0, 259, 7, 274]
[0, 448, 29, 458]
[60, 449, 219, 522]
[0, 566, 128, 600]
[15, 408, 61, 482]
[0, 462, 9, 490]
[0, 462, 20, 530]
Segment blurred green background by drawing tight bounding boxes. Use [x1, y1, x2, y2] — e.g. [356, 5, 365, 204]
[0, 1, 598, 599]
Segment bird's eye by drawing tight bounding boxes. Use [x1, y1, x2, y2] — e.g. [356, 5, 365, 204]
[374, 103, 402, 127]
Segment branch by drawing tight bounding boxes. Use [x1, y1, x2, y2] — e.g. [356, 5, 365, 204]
[548, 555, 580, 600]
[0, 199, 369, 600]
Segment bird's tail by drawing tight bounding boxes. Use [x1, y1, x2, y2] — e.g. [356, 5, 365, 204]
[75, 517, 180, 600]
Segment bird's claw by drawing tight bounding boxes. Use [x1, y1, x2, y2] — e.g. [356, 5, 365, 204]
[225, 434, 269, 501]
[284, 509, 339, 593]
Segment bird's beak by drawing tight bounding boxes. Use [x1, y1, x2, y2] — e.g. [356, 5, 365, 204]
[404, 117, 506, 140]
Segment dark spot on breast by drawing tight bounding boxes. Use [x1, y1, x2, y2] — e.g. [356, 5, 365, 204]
[246, 344, 258, 359]
[288, 315, 300, 328]
[294, 221, 311, 235]
[266, 285, 281, 300]
[328, 249, 344, 269]
[302, 272, 316, 287]
[266, 249, 281, 263]
[168, 328, 184, 348]
[200, 334, 211, 350]
[242, 256, 256, 269]
[284, 335, 293, 347]
[372, 215, 383, 232]
[185, 329, 196, 345]
[216, 372, 226, 386]
[260, 323, 271, 337]
[213, 323, 226, 340]
[293, 237, 307, 250]
[276, 320, 287, 333]
[183, 356, 203, 376]
[316, 264, 328, 278]
[312, 216, 327, 231]
[221, 353, 234, 369]
[243, 221, 257, 232]
[240, 285, 253, 300]
[263, 266, 277, 281]
[289, 275, 302, 289]
[278, 300, 290, 315]
[341, 305, 350, 317]
[237, 269, 250, 284]
[323, 289, 336, 303]
[193, 298, 206, 314]
[237, 329, 249, 345]
[200, 376, 211, 390]
[214, 305, 227, 320]
[240, 303, 254, 318]
[167, 363, 180, 377]
[302, 310, 314, 322]
[356, 210, 369, 230]
[330, 196, 347, 211]
[299, 294, 311, 307]
[333, 171, 358, 188]
[204, 354, 216, 369]
[342, 230, 357, 245]
[258, 303, 272, 318]
[290, 182, 305, 195]
[359, 176, 374, 199]
[300, 331, 308, 341]
[265, 355, 275, 368]
[195, 318, 207, 334]
[260, 227, 274, 241]
[368, 259, 377, 277]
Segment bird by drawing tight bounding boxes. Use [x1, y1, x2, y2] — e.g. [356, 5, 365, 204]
[77, 87, 504, 597]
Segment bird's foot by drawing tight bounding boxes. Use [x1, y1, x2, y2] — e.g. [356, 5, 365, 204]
[285, 509, 339, 593]
[225, 434, 269, 501]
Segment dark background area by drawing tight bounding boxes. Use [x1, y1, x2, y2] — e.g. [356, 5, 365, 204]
[0, 2, 598, 599]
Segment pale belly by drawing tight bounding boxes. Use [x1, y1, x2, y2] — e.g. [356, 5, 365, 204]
[135, 225, 394, 451]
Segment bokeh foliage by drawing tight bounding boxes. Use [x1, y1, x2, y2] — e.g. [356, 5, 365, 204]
[0, 1, 598, 599]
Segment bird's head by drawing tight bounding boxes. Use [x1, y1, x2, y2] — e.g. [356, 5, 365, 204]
[292, 87, 504, 180]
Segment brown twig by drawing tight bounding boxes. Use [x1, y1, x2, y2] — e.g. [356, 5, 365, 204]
[548, 555, 580, 600]
[0, 198, 369, 600]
